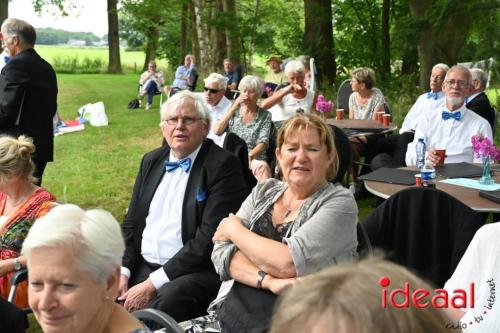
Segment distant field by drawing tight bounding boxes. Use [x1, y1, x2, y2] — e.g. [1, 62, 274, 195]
[33, 45, 169, 73]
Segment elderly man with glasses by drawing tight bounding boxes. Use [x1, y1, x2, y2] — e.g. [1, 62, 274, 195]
[0, 18, 57, 185]
[202, 73, 233, 147]
[405, 65, 492, 166]
[118, 90, 248, 321]
[466, 68, 495, 132]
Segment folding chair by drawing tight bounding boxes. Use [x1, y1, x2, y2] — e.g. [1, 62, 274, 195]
[132, 308, 184, 333]
[362, 187, 484, 287]
[336, 79, 352, 112]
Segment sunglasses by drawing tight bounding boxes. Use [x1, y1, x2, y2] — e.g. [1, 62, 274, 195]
[204, 87, 222, 94]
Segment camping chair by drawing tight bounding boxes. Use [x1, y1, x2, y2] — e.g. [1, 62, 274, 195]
[329, 124, 352, 188]
[361, 187, 484, 287]
[132, 308, 184, 333]
[168, 71, 199, 99]
[493, 107, 498, 138]
[8, 268, 31, 314]
[336, 79, 352, 112]
[138, 83, 164, 109]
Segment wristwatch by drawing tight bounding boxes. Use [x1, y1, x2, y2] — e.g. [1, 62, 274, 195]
[12, 258, 22, 271]
[257, 270, 267, 289]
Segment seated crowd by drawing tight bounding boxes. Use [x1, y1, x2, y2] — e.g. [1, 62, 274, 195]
[1, 46, 498, 333]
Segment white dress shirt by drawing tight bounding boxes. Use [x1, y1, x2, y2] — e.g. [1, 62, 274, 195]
[121, 144, 202, 290]
[400, 91, 445, 134]
[405, 104, 493, 166]
[206, 96, 232, 147]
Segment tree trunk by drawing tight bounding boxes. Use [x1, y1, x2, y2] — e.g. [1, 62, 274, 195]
[188, 0, 200, 66]
[246, 0, 261, 72]
[180, 2, 189, 59]
[304, 0, 336, 86]
[223, 0, 241, 64]
[409, 0, 474, 89]
[213, 0, 226, 72]
[192, 0, 211, 74]
[0, 0, 8, 27]
[380, 0, 391, 81]
[143, 25, 159, 70]
[107, 0, 122, 73]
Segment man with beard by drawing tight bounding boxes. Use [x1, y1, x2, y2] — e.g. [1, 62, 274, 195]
[405, 65, 492, 166]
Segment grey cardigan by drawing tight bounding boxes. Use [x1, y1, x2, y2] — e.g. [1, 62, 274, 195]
[211, 178, 358, 280]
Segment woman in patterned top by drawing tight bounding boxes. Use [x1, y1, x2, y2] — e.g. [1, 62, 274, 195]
[22, 204, 149, 333]
[347, 68, 386, 195]
[213, 75, 272, 180]
[348, 67, 385, 120]
[0, 135, 56, 307]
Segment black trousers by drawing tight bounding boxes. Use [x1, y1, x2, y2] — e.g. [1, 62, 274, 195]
[32, 159, 48, 186]
[370, 132, 415, 170]
[129, 260, 221, 322]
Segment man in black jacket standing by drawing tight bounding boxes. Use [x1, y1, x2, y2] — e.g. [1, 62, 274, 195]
[0, 18, 58, 185]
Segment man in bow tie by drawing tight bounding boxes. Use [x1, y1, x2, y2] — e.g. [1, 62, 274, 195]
[370, 64, 449, 170]
[0, 18, 57, 185]
[118, 90, 248, 321]
[405, 65, 492, 166]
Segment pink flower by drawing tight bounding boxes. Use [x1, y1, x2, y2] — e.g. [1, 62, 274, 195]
[471, 134, 499, 160]
[316, 95, 333, 113]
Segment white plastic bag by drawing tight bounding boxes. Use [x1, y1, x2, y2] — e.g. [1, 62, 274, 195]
[77, 101, 108, 127]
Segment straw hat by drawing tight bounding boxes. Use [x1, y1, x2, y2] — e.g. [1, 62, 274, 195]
[266, 55, 282, 64]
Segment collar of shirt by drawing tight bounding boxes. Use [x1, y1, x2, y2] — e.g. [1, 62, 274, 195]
[467, 92, 481, 103]
[169, 142, 203, 166]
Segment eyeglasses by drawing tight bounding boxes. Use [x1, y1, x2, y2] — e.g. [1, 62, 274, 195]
[204, 87, 221, 94]
[444, 79, 468, 88]
[163, 117, 201, 126]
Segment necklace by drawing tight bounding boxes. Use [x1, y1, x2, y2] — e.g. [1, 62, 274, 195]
[281, 196, 303, 220]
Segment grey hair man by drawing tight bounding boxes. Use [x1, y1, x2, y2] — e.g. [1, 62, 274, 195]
[0, 18, 58, 185]
[203, 73, 232, 147]
[466, 68, 495, 131]
[406, 65, 492, 166]
[118, 90, 248, 322]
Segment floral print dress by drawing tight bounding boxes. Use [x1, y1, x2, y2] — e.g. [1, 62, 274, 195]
[0, 188, 56, 307]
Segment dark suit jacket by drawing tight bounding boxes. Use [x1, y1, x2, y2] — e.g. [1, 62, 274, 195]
[122, 139, 249, 280]
[0, 48, 58, 162]
[467, 92, 495, 132]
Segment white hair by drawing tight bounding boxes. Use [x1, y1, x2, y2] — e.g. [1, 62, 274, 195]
[22, 204, 125, 284]
[445, 64, 472, 84]
[432, 63, 449, 73]
[204, 73, 228, 90]
[284, 60, 305, 78]
[160, 90, 210, 128]
[469, 68, 487, 89]
[238, 75, 264, 96]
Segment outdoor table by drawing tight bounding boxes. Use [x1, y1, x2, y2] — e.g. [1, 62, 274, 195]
[363, 166, 500, 213]
[326, 119, 398, 137]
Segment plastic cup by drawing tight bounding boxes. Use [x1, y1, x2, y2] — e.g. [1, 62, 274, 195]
[415, 174, 423, 187]
[382, 114, 391, 126]
[435, 149, 446, 166]
[377, 112, 385, 123]
[336, 109, 344, 120]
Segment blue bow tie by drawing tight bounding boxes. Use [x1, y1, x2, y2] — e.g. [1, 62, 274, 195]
[442, 111, 461, 121]
[4, 56, 10, 64]
[165, 157, 192, 173]
[427, 91, 438, 100]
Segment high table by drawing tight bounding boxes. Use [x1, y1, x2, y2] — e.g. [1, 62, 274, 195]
[364, 168, 500, 213]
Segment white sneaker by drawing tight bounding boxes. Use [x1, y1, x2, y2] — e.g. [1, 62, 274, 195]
[145, 103, 152, 111]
